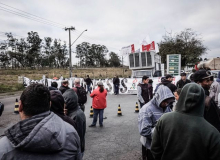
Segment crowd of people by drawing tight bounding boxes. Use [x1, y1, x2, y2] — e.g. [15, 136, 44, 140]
[0, 70, 220, 159]
[138, 69, 220, 160]
[0, 77, 107, 160]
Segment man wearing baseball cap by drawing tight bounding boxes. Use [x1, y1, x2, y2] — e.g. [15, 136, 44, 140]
[194, 69, 220, 132]
[159, 74, 177, 94]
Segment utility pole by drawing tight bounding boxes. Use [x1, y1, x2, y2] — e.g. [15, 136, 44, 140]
[65, 26, 75, 78]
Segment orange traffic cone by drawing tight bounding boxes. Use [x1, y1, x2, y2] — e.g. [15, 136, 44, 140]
[14, 99, 19, 114]
[117, 104, 122, 116]
[135, 102, 139, 113]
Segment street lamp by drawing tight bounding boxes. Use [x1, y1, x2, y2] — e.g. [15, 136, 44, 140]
[65, 28, 87, 78]
[71, 29, 87, 46]
[71, 29, 87, 71]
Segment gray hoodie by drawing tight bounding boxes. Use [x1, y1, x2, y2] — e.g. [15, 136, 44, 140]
[0, 111, 81, 160]
[138, 85, 174, 149]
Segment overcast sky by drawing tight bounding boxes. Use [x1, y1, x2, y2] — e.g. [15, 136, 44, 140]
[0, 0, 219, 65]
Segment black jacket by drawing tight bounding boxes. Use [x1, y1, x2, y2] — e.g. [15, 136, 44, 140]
[59, 85, 70, 94]
[85, 78, 93, 85]
[204, 96, 220, 132]
[176, 79, 191, 88]
[161, 80, 177, 93]
[113, 77, 120, 85]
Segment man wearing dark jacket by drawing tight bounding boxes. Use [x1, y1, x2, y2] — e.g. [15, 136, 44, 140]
[85, 75, 93, 94]
[151, 83, 220, 160]
[137, 76, 150, 108]
[59, 80, 70, 94]
[161, 74, 177, 93]
[113, 75, 120, 95]
[63, 89, 86, 156]
[0, 84, 82, 160]
[50, 90, 77, 129]
[194, 69, 220, 132]
[176, 72, 191, 88]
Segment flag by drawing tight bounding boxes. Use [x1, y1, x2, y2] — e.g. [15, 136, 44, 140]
[131, 44, 135, 53]
[120, 44, 135, 55]
[142, 41, 155, 52]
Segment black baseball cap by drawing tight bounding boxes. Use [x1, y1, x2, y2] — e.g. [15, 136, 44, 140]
[166, 74, 174, 79]
[194, 70, 212, 82]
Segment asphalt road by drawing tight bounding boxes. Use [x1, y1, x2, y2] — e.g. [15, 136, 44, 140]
[0, 93, 142, 160]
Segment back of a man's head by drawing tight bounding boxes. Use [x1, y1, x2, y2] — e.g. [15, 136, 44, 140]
[20, 84, 50, 116]
[51, 81, 58, 88]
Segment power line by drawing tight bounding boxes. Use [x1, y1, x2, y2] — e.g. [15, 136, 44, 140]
[0, 3, 120, 51]
[0, 2, 65, 27]
[0, 6, 63, 29]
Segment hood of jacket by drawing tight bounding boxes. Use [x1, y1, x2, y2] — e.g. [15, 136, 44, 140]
[5, 112, 67, 153]
[48, 86, 58, 91]
[176, 83, 205, 117]
[50, 90, 65, 116]
[63, 89, 79, 113]
[153, 85, 175, 107]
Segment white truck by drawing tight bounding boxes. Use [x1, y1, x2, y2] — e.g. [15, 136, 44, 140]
[128, 51, 164, 78]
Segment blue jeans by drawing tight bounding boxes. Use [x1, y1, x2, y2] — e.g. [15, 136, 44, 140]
[92, 109, 104, 126]
[114, 84, 119, 95]
[87, 84, 91, 93]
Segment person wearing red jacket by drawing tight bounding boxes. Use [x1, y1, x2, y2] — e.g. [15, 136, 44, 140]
[89, 82, 107, 127]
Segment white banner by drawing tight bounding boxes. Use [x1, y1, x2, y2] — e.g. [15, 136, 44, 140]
[24, 76, 181, 95]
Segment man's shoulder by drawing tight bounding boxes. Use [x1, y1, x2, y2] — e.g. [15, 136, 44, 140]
[76, 109, 86, 121]
[0, 136, 14, 159]
[141, 102, 154, 112]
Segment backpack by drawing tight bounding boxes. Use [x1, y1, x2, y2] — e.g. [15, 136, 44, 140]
[76, 86, 87, 104]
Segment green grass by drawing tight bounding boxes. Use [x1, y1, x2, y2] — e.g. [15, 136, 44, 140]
[0, 84, 24, 93]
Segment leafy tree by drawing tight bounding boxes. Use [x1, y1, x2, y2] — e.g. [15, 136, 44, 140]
[26, 31, 42, 68]
[108, 52, 121, 67]
[76, 42, 91, 67]
[76, 42, 108, 67]
[158, 28, 208, 67]
[43, 37, 53, 67]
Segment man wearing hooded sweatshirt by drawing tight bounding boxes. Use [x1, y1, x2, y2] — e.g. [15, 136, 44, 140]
[63, 89, 86, 156]
[151, 83, 220, 160]
[138, 85, 175, 160]
[50, 90, 77, 129]
[0, 84, 82, 160]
